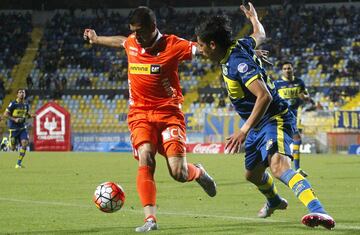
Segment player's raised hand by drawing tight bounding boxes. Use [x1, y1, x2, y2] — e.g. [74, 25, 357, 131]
[255, 50, 273, 66]
[83, 28, 98, 44]
[240, 2, 258, 20]
[224, 130, 246, 154]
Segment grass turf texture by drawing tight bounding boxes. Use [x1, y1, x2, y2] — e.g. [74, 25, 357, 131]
[0, 152, 359, 234]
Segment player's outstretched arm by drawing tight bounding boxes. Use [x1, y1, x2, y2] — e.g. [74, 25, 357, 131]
[83, 29, 127, 48]
[240, 2, 266, 47]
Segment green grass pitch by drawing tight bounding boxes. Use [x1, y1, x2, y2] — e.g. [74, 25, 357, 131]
[0, 152, 359, 234]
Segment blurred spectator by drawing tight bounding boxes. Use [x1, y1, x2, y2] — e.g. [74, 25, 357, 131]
[38, 74, 46, 90]
[26, 75, 33, 89]
[45, 74, 52, 90]
[0, 77, 5, 106]
[217, 96, 226, 108]
[204, 93, 214, 104]
[61, 76, 67, 90]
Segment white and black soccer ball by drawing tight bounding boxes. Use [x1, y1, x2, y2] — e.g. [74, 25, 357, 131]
[93, 182, 125, 213]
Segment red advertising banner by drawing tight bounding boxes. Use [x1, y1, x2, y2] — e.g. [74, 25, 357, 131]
[186, 143, 225, 154]
[34, 102, 71, 151]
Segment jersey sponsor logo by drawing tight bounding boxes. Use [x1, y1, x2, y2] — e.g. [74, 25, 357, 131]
[13, 109, 26, 117]
[128, 63, 161, 75]
[151, 65, 161, 74]
[237, 63, 248, 73]
[162, 127, 184, 142]
[278, 87, 302, 99]
[243, 69, 256, 78]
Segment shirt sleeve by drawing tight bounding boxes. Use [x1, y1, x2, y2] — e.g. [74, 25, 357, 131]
[239, 36, 256, 50]
[122, 35, 132, 51]
[299, 79, 306, 92]
[234, 57, 262, 87]
[5, 102, 14, 114]
[172, 36, 196, 61]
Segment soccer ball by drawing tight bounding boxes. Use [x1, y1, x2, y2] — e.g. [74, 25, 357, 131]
[93, 182, 125, 213]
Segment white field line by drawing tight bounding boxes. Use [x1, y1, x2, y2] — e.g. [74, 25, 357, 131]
[0, 197, 359, 230]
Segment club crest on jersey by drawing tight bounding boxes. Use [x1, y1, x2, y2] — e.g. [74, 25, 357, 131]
[222, 65, 228, 75]
[266, 139, 274, 151]
[129, 63, 161, 75]
[238, 63, 248, 73]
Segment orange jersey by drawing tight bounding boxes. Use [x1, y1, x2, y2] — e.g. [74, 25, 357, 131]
[123, 33, 196, 108]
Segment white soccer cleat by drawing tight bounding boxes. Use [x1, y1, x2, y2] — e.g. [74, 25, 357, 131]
[258, 198, 288, 218]
[195, 163, 217, 197]
[135, 219, 158, 233]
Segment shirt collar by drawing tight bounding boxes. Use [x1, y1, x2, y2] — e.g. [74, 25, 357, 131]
[220, 41, 238, 65]
[281, 76, 295, 81]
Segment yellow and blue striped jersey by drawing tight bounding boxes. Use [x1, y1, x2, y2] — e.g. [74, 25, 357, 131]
[274, 77, 306, 117]
[220, 36, 288, 128]
[5, 99, 29, 130]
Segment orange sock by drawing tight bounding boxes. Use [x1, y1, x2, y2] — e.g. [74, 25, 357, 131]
[187, 163, 202, 181]
[137, 166, 156, 207]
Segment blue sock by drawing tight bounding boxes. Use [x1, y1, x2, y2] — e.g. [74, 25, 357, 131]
[280, 169, 326, 214]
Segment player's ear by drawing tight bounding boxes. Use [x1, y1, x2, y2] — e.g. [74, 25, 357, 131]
[209, 41, 216, 50]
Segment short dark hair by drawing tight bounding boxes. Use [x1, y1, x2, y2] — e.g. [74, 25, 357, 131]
[17, 88, 25, 93]
[195, 15, 233, 49]
[281, 61, 293, 67]
[129, 6, 156, 27]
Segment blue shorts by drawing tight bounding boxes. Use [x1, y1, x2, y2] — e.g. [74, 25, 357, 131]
[244, 111, 294, 170]
[290, 111, 300, 135]
[9, 129, 29, 147]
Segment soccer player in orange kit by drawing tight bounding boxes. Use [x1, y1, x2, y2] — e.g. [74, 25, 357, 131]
[83, 6, 216, 232]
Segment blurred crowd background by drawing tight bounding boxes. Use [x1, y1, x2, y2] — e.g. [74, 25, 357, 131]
[0, 0, 359, 152]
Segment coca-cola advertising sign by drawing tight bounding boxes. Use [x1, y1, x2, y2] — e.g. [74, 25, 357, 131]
[187, 143, 225, 154]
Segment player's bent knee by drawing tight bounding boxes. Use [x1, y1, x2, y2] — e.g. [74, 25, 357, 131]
[269, 153, 291, 178]
[245, 171, 263, 185]
[21, 140, 28, 146]
[137, 143, 156, 166]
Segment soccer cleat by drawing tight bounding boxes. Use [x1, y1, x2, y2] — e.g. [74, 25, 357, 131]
[135, 219, 158, 233]
[258, 198, 288, 218]
[296, 168, 308, 177]
[194, 163, 217, 197]
[15, 164, 24, 169]
[301, 213, 335, 230]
